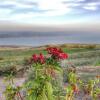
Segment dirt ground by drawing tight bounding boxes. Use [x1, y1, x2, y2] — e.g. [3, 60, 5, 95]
[0, 66, 100, 100]
[0, 77, 25, 100]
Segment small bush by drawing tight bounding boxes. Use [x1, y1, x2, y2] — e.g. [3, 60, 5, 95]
[0, 57, 4, 60]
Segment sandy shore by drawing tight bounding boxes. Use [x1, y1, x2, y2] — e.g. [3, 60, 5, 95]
[0, 45, 34, 51]
[0, 45, 49, 51]
[0, 44, 100, 51]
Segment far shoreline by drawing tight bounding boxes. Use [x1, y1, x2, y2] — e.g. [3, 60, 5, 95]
[0, 43, 100, 51]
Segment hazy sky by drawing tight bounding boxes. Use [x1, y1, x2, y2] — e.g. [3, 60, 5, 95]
[0, 0, 100, 31]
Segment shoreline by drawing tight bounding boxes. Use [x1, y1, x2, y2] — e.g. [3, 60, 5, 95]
[0, 45, 33, 51]
[0, 43, 100, 51]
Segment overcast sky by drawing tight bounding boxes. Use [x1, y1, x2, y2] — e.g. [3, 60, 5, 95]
[0, 0, 100, 31]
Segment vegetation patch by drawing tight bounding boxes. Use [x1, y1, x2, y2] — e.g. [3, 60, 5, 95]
[3, 47, 100, 100]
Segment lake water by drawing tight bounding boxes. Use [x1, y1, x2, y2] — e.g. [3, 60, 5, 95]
[0, 32, 100, 46]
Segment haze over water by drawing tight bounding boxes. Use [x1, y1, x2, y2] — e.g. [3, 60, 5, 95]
[0, 31, 100, 46]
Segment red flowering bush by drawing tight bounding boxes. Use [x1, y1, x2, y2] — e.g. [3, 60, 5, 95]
[25, 47, 69, 100]
[31, 47, 68, 65]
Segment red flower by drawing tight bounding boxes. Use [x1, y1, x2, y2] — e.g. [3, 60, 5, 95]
[46, 47, 63, 54]
[46, 47, 52, 54]
[46, 47, 68, 60]
[58, 53, 68, 60]
[31, 53, 45, 64]
[32, 54, 38, 62]
[38, 53, 45, 64]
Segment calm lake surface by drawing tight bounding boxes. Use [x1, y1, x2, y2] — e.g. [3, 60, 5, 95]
[0, 32, 100, 46]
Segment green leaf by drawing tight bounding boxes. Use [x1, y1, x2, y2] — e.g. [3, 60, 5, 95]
[45, 81, 54, 100]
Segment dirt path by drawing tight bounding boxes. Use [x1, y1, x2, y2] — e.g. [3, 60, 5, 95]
[0, 77, 25, 100]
